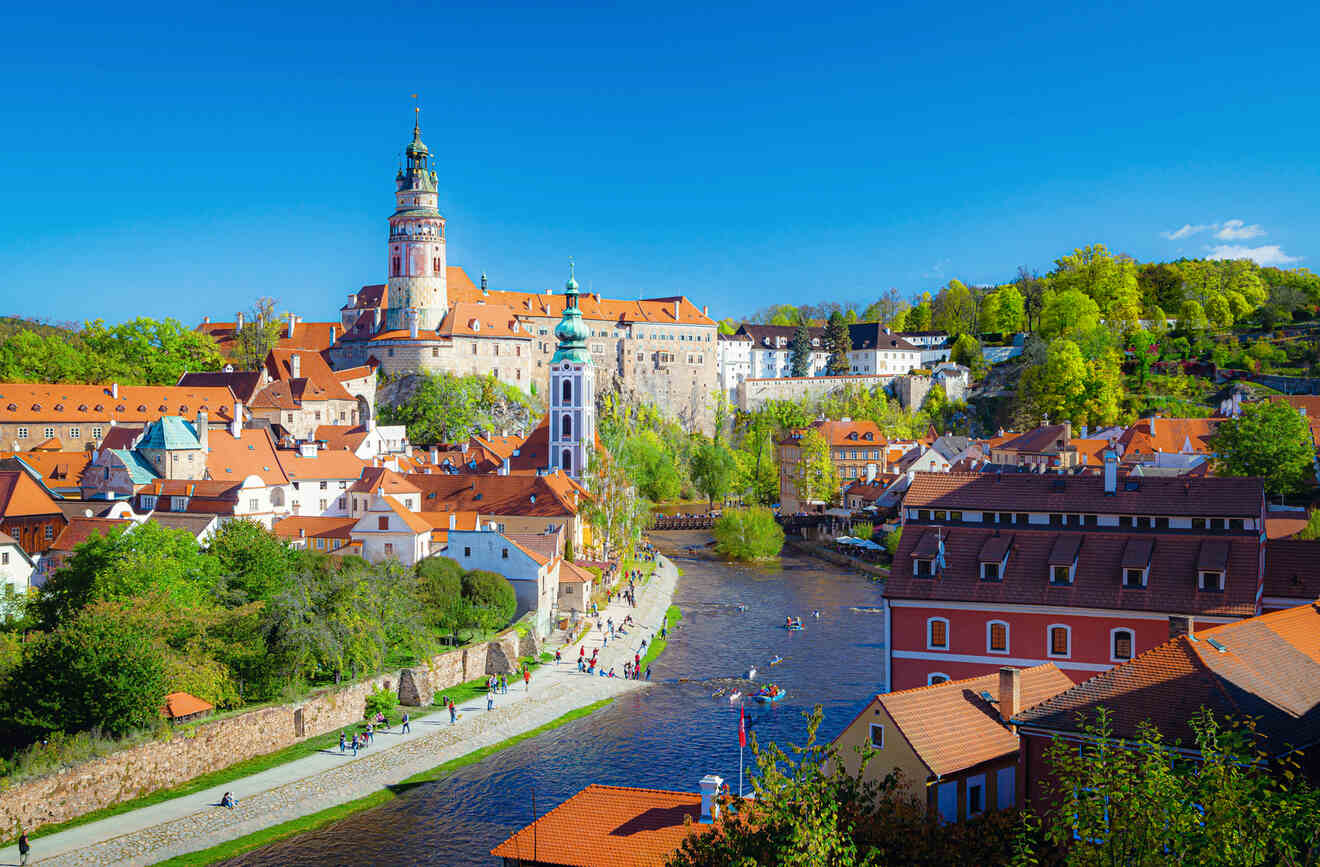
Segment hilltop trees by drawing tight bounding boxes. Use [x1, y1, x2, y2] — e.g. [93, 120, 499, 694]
[825, 312, 852, 374]
[0, 317, 224, 385]
[789, 325, 812, 377]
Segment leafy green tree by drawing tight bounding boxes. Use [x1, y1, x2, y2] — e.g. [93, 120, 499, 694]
[949, 334, 981, 369]
[932, 279, 977, 337]
[461, 569, 517, 630]
[2, 602, 168, 738]
[1017, 707, 1320, 867]
[717, 319, 738, 335]
[231, 297, 284, 370]
[883, 527, 902, 556]
[208, 519, 299, 603]
[378, 371, 537, 445]
[796, 428, 839, 506]
[789, 325, 812, 378]
[1293, 509, 1320, 540]
[1180, 299, 1209, 333]
[1016, 338, 1123, 428]
[860, 289, 904, 324]
[690, 439, 737, 510]
[905, 296, 933, 331]
[1039, 289, 1101, 338]
[37, 521, 218, 629]
[734, 415, 780, 505]
[1128, 330, 1160, 392]
[620, 429, 683, 502]
[81, 317, 224, 385]
[712, 506, 784, 560]
[1210, 401, 1314, 496]
[825, 312, 852, 375]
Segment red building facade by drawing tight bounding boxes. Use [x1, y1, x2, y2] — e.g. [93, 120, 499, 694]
[883, 464, 1265, 692]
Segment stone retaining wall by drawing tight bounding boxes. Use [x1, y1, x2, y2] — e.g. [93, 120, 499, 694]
[0, 619, 537, 834]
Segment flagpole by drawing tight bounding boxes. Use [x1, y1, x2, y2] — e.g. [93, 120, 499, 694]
[739, 739, 744, 798]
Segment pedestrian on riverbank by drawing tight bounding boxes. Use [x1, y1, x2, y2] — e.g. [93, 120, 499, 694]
[339, 732, 346, 753]
[18, 831, 29, 865]
[555, 649, 562, 665]
[351, 734, 359, 756]
[486, 689, 494, 711]
[524, 669, 531, 691]
[645, 666, 652, 681]
[221, 792, 236, 809]
[401, 711, 410, 734]
[449, 700, 457, 724]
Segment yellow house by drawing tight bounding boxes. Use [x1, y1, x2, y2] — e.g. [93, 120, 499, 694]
[833, 664, 1071, 823]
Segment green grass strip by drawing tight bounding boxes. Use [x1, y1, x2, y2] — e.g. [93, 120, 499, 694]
[639, 605, 682, 671]
[153, 698, 616, 867]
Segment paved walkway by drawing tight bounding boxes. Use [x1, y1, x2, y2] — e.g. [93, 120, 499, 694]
[0, 555, 679, 867]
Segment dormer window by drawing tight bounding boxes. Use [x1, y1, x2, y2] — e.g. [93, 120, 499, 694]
[1048, 535, 1081, 585]
[1197, 540, 1228, 592]
[1198, 570, 1224, 592]
[1121, 537, 1153, 588]
[978, 534, 1011, 582]
[914, 558, 933, 578]
[1123, 568, 1147, 588]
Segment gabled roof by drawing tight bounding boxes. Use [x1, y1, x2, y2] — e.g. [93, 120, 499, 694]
[263, 348, 354, 402]
[410, 472, 581, 517]
[163, 692, 213, 719]
[0, 384, 238, 424]
[490, 783, 715, 866]
[145, 512, 219, 538]
[845, 664, 1073, 779]
[0, 450, 93, 488]
[204, 427, 288, 486]
[737, 323, 826, 347]
[110, 449, 159, 484]
[902, 471, 1263, 518]
[993, 424, 1072, 455]
[350, 466, 419, 496]
[312, 424, 372, 452]
[273, 515, 358, 540]
[435, 302, 529, 339]
[364, 495, 432, 535]
[49, 516, 131, 553]
[1118, 417, 1220, 457]
[139, 416, 202, 451]
[0, 470, 63, 517]
[276, 448, 368, 482]
[560, 560, 596, 584]
[450, 268, 715, 328]
[176, 371, 264, 404]
[1014, 603, 1320, 756]
[888, 523, 1260, 617]
[847, 323, 921, 352]
[505, 527, 564, 564]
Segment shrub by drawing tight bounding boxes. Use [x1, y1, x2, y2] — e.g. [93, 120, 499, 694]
[713, 506, 785, 561]
[364, 685, 397, 721]
[851, 521, 874, 541]
[884, 527, 902, 555]
[461, 569, 517, 629]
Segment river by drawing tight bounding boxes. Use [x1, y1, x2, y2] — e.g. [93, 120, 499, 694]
[221, 537, 887, 866]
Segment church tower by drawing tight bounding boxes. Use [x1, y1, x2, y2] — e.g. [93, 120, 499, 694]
[385, 110, 448, 332]
[548, 264, 594, 479]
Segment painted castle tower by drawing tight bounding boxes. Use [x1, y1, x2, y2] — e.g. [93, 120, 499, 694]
[384, 112, 448, 332]
[548, 264, 594, 479]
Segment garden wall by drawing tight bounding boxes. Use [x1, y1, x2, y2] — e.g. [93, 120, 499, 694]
[0, 619, 538, 834]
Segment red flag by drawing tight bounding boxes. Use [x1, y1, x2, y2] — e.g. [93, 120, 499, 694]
[739, 705, 747, 748]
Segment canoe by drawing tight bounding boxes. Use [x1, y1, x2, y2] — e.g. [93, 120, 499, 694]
[754, 690, 785, 704]
[769, 656, 783, 666]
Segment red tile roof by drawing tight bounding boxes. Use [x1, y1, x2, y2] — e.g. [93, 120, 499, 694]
[163, 691, 214, 719]
[350, 466, 419, 496]
[410, 472, 582, 518]
[490, 784, 715, 866]
[49, 516, 131, 552]
[205, 428, 289, 486]
[1015, 602, 1320, 756]
[888, 523, 1261, 617]
[1263, 539, 1320, 600]
[0, 384, 238, 425]
[0, 450, 93, 486]
[0, 470, 63, 517]
[845, 664, 1073, 778]
[276, 448, 367, 482]
[312, 424, 371, 453]
[263, 348, 354, 402]
[1118, 417, 1220, 457]
[272, 516, 358, 540]
[902, 471, 1263, 518]
[435, 302, 530, 339]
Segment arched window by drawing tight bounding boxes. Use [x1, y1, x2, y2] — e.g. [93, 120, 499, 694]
[1111, 628, 1134, 662]
[987, 620, 1010, 654]
[926, 617, 949, 651]
[561, 448, 573, 474]
[561, 379, 572, 405]
[1047, 624, 1071, 658]
[562, 413, 573, 439]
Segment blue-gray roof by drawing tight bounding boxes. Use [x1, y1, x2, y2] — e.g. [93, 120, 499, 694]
[139, 416, 201, 451]
[112, 449, 160, 484]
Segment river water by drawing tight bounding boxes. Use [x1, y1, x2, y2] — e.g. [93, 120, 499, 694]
[222, 538, 887, 866]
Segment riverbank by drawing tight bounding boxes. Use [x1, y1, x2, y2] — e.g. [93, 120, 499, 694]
[784, 537, 889, 581]
[0, 554, 681, 867]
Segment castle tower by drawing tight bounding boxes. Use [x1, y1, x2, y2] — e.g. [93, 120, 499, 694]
[548, 264, 594, 479]
[384, 110, 447, 331]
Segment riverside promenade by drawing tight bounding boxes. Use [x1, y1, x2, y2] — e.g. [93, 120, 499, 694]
[1, 555, 679, 867]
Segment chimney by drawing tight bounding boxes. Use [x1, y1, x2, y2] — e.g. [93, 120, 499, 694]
[501, 457, 510, 476]
[231, 402, 243, 438]
[1103, 449, 1118, 495]
[195, 410, 209, 452]
[408, 308, 420, 339]
[998, 667, 1021, 722]
[1062, 421, 1071, 443]
[236, 311, 245, 329]
[702, 305, 708, 317]
[673, 301, 680, 321]
[1169, 615, 1194, 639]
[430, 447, 439, 463]
[288, 312, 298, 336]
[699, 774, 724, 823]
[449, 513, 456, 530]
[481, 272, 488, 293]
[290, 353, 301, 380]
[1148, 415, 1156, 435]
[203, 315, 210, 324]
[111, 382, 120, 400]
[348, 292, 357, 307]
[329, 325, 337, 345]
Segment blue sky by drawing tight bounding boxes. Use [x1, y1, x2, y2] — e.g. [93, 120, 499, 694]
[1, 1, 1318, 325]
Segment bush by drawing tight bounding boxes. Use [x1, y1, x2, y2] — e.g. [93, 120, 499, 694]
[364, 685, 397, 721]
[884, 527, 902, 555]
[851, 521, 874, 541]
[713, 506, 785, 561]
[460, 569, 517, 628]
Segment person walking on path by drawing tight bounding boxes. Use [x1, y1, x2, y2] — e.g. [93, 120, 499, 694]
[645, 666, 652, 681]
[351, 734, 359, 756]
[524, 668, 531, 691]
[448, 700, 457, 724]
[339, 732, 346, 753]
[401, 711, 410, 734]
[18, 831, 29, 865]
[366, 722, 374, 745]
[555, 648, 562, 665]
[486, 689, 494, 711]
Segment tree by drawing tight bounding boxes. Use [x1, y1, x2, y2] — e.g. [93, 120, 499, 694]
[82, 317, 225, 385]
[1016, 266, 1047, 332]
[905, 296, 933, 332]
[37, 521, 218, 629]
[232, 297, 284, 370]
[1180, 299, 1209, 333]
[932, 279, 976, 337]
[208, 519, 299, 604]
[1039, 289, 1101, 339]
[581, 442, 650, 560]
[1128, 330, 1160, 392]
[2, 602, 168, 738]
[824, 312, 851, 375]
[735, 414, 780, 505]
[860, 289, 904, 324]
[949, 333, 981, 369]
[377, 371, 537, 446]
[620, 429, 683, 502]
[1016, 707, 1320, 867]
[789, 325, 812, 378]
[461, 569, 517, 630]
[1210, 401, 1314, 496]
[796, 428, 839, 506]
[712, 506, 784, 560]
[690, 439, 737, 510]
[1016, 338, 1123, 428]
